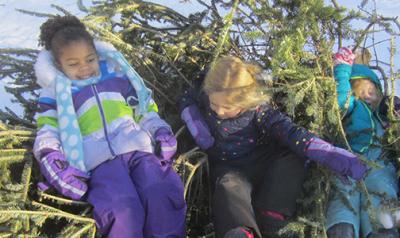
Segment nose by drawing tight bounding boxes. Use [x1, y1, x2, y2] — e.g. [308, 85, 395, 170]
[213, 106, 225, 117]
[80, 63, 91, 71]
[79, 64, 92, 74]
[360, 89, 370, 98]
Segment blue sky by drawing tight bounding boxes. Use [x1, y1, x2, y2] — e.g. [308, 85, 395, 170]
[0, 0, 203, 114]
[0, 0, 399, 114]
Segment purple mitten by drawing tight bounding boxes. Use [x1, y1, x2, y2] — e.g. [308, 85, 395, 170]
[181, 105, 215, 150]
[333, 47, 355, 66]
[154, 127, 177, 162]
[380, 96, 400, 118]
[395, 97, 400, 118]
[305, 138, 368, 181]
[38, 150, 89, 200]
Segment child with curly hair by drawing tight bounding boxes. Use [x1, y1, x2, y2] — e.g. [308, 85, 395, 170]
[33, 15, 185, 238]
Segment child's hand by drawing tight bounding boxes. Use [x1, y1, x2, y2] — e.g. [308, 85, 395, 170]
[154, 127, 177, 162]
[333, 47, 355, 66]
[38, 150, 89, 200]
[305, 138, 368, 181]
[181, 105, 215, 150]
[354, 47, 371, 65]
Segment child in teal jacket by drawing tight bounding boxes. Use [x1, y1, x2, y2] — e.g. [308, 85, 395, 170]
[326, 47, 399, 238]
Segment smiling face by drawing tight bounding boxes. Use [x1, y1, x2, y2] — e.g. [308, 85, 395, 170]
[352, 78, 382, 109]
[209, 91, 244, 119]
[57, 40, 100, 80]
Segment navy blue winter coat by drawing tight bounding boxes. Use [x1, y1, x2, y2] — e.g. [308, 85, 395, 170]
[179, 81, 317, 161]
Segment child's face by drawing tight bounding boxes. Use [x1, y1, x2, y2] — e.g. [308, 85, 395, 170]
[209, 91, 243, 119]
[352, 78, 382, 109]
[57, 40, 100, 80]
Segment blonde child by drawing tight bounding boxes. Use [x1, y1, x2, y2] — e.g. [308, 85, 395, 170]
[33, 15, 185, 238]
[179, 56, 368, 238]
[325, 47, 399, 238]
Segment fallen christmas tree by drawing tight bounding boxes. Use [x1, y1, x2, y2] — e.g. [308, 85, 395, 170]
[0, 0, 399, 237]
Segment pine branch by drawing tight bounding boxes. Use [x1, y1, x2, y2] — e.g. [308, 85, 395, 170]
[210, 0, 239, 66]
[0, 210, 95, 224]
[21, 158, 32, 202]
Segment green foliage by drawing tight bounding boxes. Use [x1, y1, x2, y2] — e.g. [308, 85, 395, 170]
[0, 0, 399, 237]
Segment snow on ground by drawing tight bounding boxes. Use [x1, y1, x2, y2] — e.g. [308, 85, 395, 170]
[0, 0, 202, 114]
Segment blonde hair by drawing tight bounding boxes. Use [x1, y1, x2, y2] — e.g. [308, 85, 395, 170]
[203, 56, 270, 110]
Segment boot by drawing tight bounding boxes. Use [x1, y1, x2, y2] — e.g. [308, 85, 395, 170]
[368, 228, 399, 238]
[224, 227, 255, 238]
[327, 223, 354, 238]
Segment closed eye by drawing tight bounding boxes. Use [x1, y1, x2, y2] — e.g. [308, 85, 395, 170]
[68, 63, 79, 67]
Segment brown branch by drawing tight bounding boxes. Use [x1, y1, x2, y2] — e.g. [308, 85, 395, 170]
[352, 21, 375, 51]
[331, 0, 343, 48]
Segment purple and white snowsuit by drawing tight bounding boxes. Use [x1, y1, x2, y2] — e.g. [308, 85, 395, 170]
[33, 51, 186, 238]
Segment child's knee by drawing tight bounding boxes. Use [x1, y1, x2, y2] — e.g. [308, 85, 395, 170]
[327, 223, 355, 238]
[215, 171, 251, 194]
[143, 180, 186, 209]
[92, 197, 145, 236]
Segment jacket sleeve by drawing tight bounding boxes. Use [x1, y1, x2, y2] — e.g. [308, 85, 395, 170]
[179, 77, 204, 112]
[138, 98, 172, 138]
[334, 63, 356, 115]
[122, 80, 172, 138]
[255, 105, 315, 158]
[33, 87, 63, 160]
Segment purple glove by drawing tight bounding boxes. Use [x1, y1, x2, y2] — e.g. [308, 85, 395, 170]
[181, 105, 215, 150]
[380, 96, 400, 118]
[305, 138, 368, 181]
[154, 127, 177, 162]
[38, 150, 89, 200]
[333, 47, 355, 66]
[394, 97, 400, 118]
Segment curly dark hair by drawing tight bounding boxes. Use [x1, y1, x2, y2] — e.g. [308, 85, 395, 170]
[39, 15, 95, 61]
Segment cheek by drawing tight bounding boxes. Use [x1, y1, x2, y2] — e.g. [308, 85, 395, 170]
[209, 103, 216, 112]
[94, 64, 100, 74]
[65, 69, 76, 76]
[226, 109, 241, 117]
[353, 88, 365, 98]
[62, 68, 78, 80]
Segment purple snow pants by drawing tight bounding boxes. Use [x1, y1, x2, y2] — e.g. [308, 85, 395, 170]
[87, 151, 186, 238]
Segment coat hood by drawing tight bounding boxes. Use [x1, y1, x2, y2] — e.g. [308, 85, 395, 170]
[350, 64, 382, 92]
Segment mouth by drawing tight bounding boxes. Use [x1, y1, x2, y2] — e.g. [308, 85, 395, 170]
[78, 73, 95, 80]
[364, 99, 377, 108]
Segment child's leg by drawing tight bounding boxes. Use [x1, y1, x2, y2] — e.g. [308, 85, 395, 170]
[87, 157, 144, 238]
[212, 166, 260, 238]
[125, 151, 186, 238]
[325, 178, 360, 238]
[361, 164, 398, 238]
[253, 150, 306, 238]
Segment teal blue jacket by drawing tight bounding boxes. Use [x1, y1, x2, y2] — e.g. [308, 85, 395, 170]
[335, 63, 386, 156]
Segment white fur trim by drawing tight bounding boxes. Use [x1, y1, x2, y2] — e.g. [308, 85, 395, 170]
[94, 41, 117, 54]
[35, 50, 58, 88]
[34, 41, 117, 89]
